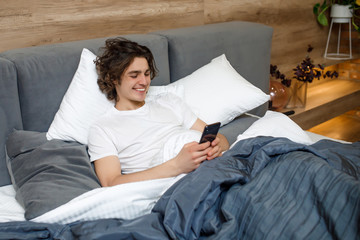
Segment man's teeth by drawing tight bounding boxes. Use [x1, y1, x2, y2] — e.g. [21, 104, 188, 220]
[136, 88, 145, 91]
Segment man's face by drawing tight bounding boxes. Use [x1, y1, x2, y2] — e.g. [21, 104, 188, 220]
[115, 57, 151, 110]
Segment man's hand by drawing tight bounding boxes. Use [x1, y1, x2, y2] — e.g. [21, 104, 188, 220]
[206, 137, 223, 160]
[171, 141, 212, 174]
[190, 118, 230, 159]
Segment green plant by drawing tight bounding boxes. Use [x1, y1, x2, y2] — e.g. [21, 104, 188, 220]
[313, 0, 360, 31]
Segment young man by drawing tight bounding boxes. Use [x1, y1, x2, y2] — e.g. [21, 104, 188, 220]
[88, 37, 229, 187]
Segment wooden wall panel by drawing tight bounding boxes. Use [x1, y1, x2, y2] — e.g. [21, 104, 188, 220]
[0, 0, 203, 52]
[204, 0, 341, 75]
[0, 0, 358, 75]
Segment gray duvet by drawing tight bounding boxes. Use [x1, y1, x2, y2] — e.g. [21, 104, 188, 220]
[1, 136, 359, 240]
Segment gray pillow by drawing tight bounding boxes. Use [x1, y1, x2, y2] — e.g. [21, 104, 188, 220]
[6, 130, 101, 220]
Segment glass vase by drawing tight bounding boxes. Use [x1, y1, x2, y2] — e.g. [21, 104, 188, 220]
[286, 81, 308, 108]
[269, 80, 289, 111]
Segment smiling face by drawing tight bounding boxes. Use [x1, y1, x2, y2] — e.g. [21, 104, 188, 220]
[114, 57, 151, 111]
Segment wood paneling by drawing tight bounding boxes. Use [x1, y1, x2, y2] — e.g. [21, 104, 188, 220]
[204, 0, 354, 75]
[0, 0, 203, 51]
[0, 0, 359, 75]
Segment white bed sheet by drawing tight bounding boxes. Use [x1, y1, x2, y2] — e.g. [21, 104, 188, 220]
[0, 184, 25, 222]
[0, 111, 349, 224]
[305, 131, 350, 144]
[36, 174, 185, 224]
[0, 174, 184, 224]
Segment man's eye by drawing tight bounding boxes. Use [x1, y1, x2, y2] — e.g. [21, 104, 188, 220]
[130, 75, 137, 78]
[145, 72, 150, 76]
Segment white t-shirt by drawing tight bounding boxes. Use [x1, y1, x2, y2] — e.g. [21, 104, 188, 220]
[88, 94, 200, 174]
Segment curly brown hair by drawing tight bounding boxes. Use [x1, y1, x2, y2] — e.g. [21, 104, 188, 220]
[94, 37, 158, 102]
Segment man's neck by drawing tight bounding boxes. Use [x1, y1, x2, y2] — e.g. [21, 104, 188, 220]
[115, 100, 145, 111]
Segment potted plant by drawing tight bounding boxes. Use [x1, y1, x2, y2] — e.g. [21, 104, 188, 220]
[313, 0, 360, 31]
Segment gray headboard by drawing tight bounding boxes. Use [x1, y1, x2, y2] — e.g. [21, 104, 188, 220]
[152, 21, 273, 117]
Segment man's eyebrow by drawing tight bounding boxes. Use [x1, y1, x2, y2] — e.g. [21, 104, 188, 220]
[127, 70, 141, 75]
[127, 69, 150, 75]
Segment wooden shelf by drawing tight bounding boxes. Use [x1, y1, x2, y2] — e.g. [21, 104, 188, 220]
[283, 79, 360, 130]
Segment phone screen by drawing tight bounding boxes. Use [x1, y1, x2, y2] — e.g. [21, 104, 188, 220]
[199, 122, 221, 144]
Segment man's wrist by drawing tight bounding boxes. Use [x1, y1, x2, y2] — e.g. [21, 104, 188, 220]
[166, 158, 182, 176]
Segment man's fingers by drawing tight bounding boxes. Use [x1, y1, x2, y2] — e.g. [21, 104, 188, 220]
[206, 146, 222, 160]
[211, 137, 220, 147]
[195, 155, 208, 164]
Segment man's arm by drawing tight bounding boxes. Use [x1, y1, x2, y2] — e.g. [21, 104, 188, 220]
[94, 118, 229, 187]
[190, 118, 230, 160]
[94, 140, 212, 187]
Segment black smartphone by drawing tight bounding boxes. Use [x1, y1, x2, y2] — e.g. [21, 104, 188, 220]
[199, 122, 221, 144]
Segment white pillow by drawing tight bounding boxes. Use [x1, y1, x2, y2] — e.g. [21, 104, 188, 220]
[46, 48, 183, 145]
[230, 110, 314, 148]
[169, 54, 270, 126]
[146, 84, 184, 102]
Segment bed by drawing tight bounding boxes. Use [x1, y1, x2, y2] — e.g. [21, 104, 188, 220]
[0, 21, 359, 239]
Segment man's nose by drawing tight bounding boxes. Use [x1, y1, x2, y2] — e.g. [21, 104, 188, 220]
[138, 74, 148, 84]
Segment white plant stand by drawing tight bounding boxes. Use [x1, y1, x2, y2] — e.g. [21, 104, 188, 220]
[324, 4, 353, 60]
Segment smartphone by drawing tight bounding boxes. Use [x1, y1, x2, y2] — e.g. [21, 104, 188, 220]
[199, 122, 221, 144]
